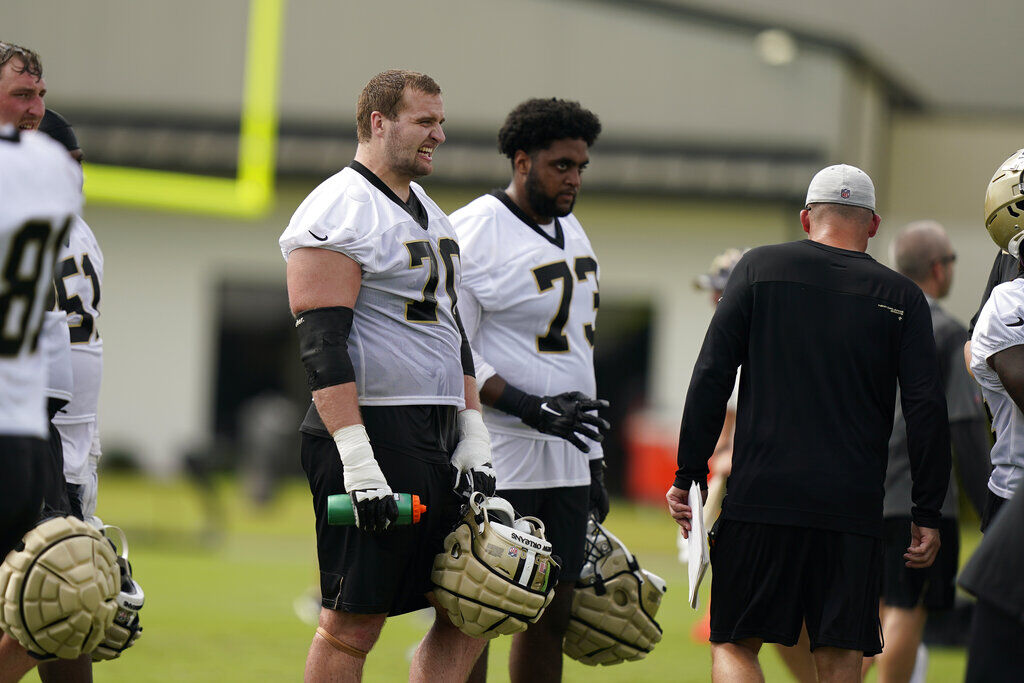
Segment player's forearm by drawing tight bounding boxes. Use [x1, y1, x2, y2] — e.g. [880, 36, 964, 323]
[477, 375, 505, 408]
[463, 375, 482, 412]
[312, 383, 362, 433]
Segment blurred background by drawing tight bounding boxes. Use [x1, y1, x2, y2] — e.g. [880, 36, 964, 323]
[6, 1, 1014, 679]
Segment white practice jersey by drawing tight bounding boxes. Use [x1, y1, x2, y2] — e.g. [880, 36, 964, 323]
[0, 129, 82, 438]
[53, 217, 104, 482]
[280, 162, 465, 407]
[453, 192, 602, 488]
[971, 277, 1024, 499]
[53, 216, 103, 424]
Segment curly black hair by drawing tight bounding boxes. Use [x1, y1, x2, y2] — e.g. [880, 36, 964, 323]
[498, 98, 601, 160]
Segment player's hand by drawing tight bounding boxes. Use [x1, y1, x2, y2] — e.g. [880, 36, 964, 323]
[666, 484, 706, 539]
[333, 424, 398, 532]
[351, 488, 399, 533]
[522, 391, 610, 452]
[905, 523, 941, 568]
[589, 459, 610, 523]
[451, 409, 497, 498]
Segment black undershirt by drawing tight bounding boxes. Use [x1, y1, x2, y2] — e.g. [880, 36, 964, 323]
[968, 250, 1021, 336]
[675, 239, 951, 537]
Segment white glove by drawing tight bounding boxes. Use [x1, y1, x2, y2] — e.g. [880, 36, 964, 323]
[333, 424, 396, 532]
[451, 409, 496, 497]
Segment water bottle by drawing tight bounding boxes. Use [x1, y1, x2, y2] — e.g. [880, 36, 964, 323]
[327, 493, 426, 526]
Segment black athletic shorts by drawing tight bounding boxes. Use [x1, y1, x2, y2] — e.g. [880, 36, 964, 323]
[498, 486, 590, 582]
[0, 435, 46, 558]
[880, 517, 958, 610]
[709, 519, 884, 655]
[300, 405, 463, 616]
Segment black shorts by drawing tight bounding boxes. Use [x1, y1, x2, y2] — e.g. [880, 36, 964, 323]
[0, 435, 46, 558]
[300, 405, 463, 616]
[498, 486, 590, 582]
[709, 519, 883, 655]
[881, 517, 959, 610]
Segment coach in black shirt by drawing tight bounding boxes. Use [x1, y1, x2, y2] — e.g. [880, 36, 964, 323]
[667, 164, 951, 683]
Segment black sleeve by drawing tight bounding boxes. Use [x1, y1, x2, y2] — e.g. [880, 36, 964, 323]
[453, 305, 475, 378]
[936, 320, 992, 518]
[899, 293, 952, 528]
[970, 251, 1019, 335]
[674, 258, 752, 489]
[950, 418, 993, 517]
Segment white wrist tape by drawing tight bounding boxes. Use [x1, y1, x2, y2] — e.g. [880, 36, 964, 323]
[333, 424, 389, 493]
[452, 409, 492, 472]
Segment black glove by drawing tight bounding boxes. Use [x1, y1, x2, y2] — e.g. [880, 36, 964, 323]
[495, 387, 610, 452]
[454, 467, 497, 500]
[351, 489, 399, 533]
[589, 459, 610, 523]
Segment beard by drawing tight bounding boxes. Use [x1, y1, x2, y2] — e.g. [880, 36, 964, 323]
[525, 168, 573, 220]
[384, 130, 429, 179]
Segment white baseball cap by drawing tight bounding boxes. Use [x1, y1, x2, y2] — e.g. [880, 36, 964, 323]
[805, 164, 876, 212]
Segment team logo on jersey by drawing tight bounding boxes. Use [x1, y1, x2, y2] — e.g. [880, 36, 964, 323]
[877, 303, 904, 321]
[840, 188, 851, 199]
[508, 547, 519, 558]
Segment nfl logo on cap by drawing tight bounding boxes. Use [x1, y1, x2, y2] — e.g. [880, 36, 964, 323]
[805, 164, 876, 212]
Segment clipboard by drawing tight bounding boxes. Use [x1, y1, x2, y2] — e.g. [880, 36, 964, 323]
[688, 480, 711, 610]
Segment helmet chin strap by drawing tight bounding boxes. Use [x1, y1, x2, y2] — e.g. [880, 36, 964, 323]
[1009, 230, 1024, 258]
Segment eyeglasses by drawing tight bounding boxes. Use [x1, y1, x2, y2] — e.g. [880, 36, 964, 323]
[936, 253, 957, 265]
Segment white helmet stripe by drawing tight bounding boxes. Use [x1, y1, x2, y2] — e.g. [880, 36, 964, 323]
[517, 549, 537, 587]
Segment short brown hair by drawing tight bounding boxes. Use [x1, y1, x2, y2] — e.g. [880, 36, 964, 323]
[0, 41, 43, 81]
[356, 70, 441, 143]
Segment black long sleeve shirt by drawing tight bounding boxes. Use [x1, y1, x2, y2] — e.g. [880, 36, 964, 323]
[675, 239, 951, 537]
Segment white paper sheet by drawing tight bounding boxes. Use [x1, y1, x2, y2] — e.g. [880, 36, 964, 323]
[687, 480, 711, 610]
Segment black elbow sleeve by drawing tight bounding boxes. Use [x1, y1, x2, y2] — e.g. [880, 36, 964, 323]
[294, 306, 356, 391]
[453, 307, 475, 378]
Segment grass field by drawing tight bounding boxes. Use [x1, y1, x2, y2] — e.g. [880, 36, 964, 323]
[22, 473, 976, 682]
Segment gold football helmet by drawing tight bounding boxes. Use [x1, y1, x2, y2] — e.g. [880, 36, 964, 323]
[984, 149, 1024, 257]
[562, 516, 667, 665]
[431, 493, 559, 639]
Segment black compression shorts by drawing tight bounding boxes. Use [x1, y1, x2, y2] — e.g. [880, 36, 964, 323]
[301, 405, 463, 616]
[709, 519, 883, 655]
[880, 517, 958, 610]
[498, 486, 589, 582]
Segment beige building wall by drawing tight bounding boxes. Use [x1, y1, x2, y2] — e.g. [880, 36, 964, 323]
[11, 0, 854, 153]
[879, 114, 1024, 324]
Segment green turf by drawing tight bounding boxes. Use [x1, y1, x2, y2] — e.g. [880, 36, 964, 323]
[30, 473, 972, 681]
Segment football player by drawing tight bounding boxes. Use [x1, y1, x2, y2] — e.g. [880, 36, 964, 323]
[970, 148, 1024, 530]
[40, 110, 104, 526]
[452, 98, 610, 682]
[0, 40, 83, 681]
[280, 69, 493, 682]
[959, 148, 1024, 683]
